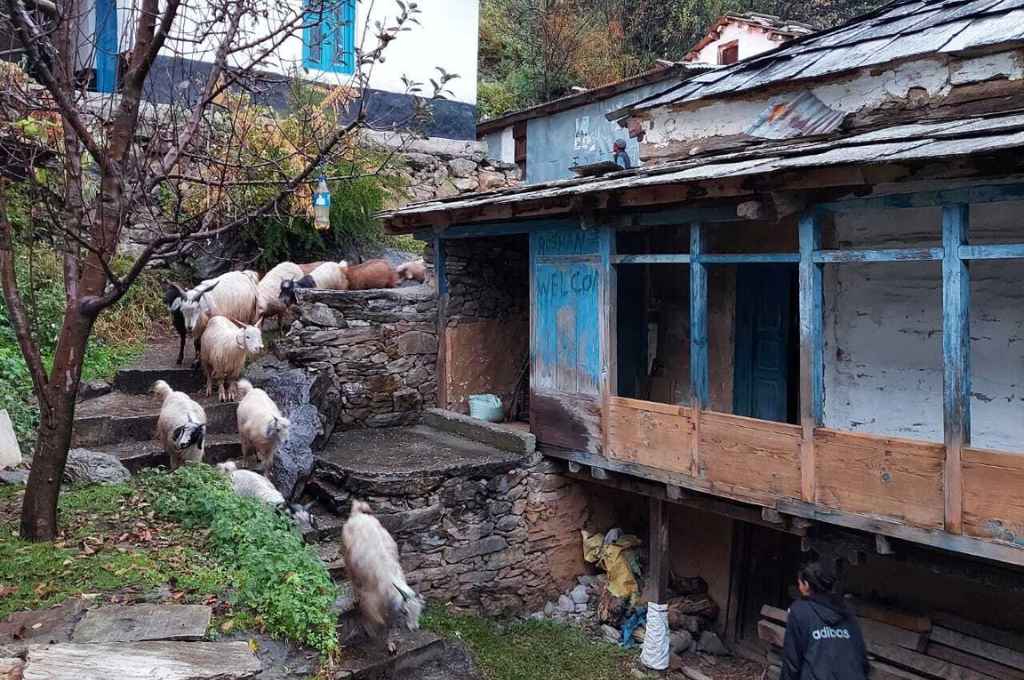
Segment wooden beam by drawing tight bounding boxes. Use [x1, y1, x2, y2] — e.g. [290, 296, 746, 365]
[699, 253, 801, 264]
[644, 497, 670, 603]
[812, 248, 943, 264]
[434, 237, 449, 410]
[942, 204, 970, 536]
[798, 212, 824, 502]
[613, 254, 690, 264]
[958, 243, 1024, 260]
[818, 182, 1024, 213]
[437, 218, 576, 239]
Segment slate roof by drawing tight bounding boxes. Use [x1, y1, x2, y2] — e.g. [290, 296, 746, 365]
[623, 0, 1024, 115]
[383, 109, 1024, 231]
[684, 12, 815, 62]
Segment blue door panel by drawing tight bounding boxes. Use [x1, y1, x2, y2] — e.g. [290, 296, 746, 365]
[734, 264, 794, 423]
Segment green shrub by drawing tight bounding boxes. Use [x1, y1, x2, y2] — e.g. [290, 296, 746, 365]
[144, 465, 338, 653]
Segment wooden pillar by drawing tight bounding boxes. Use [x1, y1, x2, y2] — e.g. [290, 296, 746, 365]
[798, 212, 823, 502]
[434, 236, 449, 410]
[601, 226, 617, 456]
[942, 204, 970, 535]
[689, 223, 709, 409]
[644, 496, 670, 604]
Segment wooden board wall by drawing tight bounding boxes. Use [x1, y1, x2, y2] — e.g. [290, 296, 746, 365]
[962, 447, 1024, 545]
[699, 411, 803, 503]
[531, 390, 602, 453]
[606, 397, 694, 474]
[815, 428, 945, 530]
[445, 317, 528, 412]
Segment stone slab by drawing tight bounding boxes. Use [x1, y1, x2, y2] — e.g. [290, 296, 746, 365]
[72, 604, 212, 643]
[335, 629, 443, 680]
[0, 600, 87, 645]
[22, 641, 261, 680]
[0, 410, 21, 469]
[422, 408, 535, 454]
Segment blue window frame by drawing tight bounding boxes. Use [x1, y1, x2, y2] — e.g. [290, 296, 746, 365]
[303, 0, 356, 74]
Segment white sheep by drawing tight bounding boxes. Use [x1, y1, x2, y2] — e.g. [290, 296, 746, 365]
[342, 500, 424, 654]
[235, 379, 290, 472]
[172, 271, 262, 358]
[395, 258, 426, 283]
[199, 316, 263, 402]
[215, 461, 316, 532]
[153, 380, 207, 470]
[256, 262, 305, 327]
[306, 260, 350, 289]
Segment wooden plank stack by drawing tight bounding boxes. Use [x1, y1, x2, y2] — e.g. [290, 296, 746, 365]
[757, 600, 1024, 680]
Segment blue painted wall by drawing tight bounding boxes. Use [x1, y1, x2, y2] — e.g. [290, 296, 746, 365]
[523, 81, 668, 184]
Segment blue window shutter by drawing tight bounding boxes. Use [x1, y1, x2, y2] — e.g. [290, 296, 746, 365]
[303, 0, 354, 73]
[302, 2, 323, 67]
[94, 0, 118, 92]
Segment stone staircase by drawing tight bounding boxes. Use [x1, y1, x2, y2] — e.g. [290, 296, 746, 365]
[74, 361, 241, 472]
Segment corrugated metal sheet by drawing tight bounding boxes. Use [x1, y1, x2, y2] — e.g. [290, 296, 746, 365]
[627, 0, 1024, 113]
[745, 91, 847, 139]
[382, 109, 1024, 230]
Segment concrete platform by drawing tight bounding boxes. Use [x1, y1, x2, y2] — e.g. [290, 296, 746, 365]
[73, 392, 238, 448]
[90, 433, 241, 473]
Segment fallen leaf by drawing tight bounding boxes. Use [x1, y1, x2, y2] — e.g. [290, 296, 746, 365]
[0, 586, 16, 598]
[220, 620, 234, 633]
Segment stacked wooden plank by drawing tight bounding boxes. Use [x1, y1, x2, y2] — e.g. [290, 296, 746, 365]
[757, 601, 1024, 680]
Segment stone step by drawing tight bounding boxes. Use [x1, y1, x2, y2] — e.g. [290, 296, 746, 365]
[90, 433, 241, 473]
[421, 408, 535, 455]
[73, 392, 238, 448]
[113, 366, 205, 395]
[305, 476, 350, 515]
[334, 626, 445, 680]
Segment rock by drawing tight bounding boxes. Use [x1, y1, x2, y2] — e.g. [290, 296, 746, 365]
[681, 667, 713, 680]
[0, 470, 27, 486]
[557, 595, 575, 613]
[570, 584, 589, 604]
[0, 599, 87, 645]
[72, 604, 212, 643]
[443, 535, 507, 564]
[63, 450, 130, 485]
[451, 177, 478, 193]
[0, 410, 21, 470]
[543, 602, 556, 617]
[21, 641, 261, 680]
[528, 612, 544, 621]
[396, 331, 437, 355]
[670, 613, 701, 633]
[0, 657, 24, 680]
[269, 404, 319, 501]
[601, 624, 620, 644]
[670, 575, 708, 596]
[697, 631, 729, 656]
[598, 588, 627, 625]
[574, 603, 587, 614]
[78, 380, 112, 401]
[670, 630, 693, 655]
[447, 158, 478, 178]
[668, 653, 684, 672]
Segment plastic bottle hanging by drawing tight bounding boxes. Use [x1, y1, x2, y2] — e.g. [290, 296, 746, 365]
[313, 175, 331, 231]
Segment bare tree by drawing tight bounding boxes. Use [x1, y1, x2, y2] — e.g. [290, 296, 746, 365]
[0, 0, 447, 540]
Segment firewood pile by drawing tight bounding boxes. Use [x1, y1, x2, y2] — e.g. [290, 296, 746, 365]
[757, 599, 1024, 679]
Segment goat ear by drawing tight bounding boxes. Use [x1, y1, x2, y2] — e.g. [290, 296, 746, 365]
[227, 317, 245, 328]
[170, 298, 183, 311]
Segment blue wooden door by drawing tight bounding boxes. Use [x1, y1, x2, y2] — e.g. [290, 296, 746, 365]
[95, 0, 118, 93]
[733, 264, 795, 423]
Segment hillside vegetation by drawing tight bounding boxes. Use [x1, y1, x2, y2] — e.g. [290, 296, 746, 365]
[478, 0, 888, 119]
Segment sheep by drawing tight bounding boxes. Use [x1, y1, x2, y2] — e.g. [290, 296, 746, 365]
[235, 379, 290, 472]
[172, 271, 262, 364]
[215, 461, 316, 533]
[342, 259, 399, 290]
[298, 261, 326, 275]
[163, 283, 189, 365]
[256, 262, 305, 328]
[395, 258, 426, 284]
[277, 260, 349, 308]
[199, 316, 263, 402]
[342, 500, 424, 654]
[153, 380, 207, 470]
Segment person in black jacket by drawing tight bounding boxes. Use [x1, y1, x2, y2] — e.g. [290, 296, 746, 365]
[781, 561, 870, 680]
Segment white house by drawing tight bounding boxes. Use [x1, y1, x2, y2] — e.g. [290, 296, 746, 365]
[682, 12, 813, 66]
[74, 0, 480, 139]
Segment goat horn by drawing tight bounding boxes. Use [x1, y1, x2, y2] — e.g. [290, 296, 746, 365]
[394, 584, 410, 602]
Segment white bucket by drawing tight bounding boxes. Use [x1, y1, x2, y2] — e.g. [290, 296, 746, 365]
[468, 394, 504, 422]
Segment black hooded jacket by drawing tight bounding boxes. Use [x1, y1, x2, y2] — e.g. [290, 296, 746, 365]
[781, 595, 869, 680]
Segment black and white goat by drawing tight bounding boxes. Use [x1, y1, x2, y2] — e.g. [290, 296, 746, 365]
[153, 380, 207, 470]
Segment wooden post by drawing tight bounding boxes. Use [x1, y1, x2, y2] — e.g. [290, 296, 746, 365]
[798, 212, 823, 502]
[601, 225, 617, 457]
[942, 204, 970, 535]
[434, 236, 449, 410]
[644, 496, 670, 604]
[690, 223, 708, 479]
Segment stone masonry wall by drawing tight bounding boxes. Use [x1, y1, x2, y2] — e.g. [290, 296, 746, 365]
[313, 453, 589, 615]
[280, 285, 438, 430]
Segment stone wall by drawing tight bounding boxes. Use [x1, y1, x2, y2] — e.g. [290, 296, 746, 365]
[367, 133, 520, 204]
[279, 285, 438, 430]
[312, 452, 589, 615]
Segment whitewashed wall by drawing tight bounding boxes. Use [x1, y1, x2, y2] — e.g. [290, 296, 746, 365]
[690, 21, 784, 65]
[80, 0, 478, 104]
[823, 201, 1024, 451]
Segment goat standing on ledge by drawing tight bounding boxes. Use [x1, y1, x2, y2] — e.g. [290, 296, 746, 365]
[342, 500, 424, 654]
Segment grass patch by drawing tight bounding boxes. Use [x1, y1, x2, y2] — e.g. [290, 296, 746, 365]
[143, 465, 338, 654]
[0, 481, 229, 621]
[423, 606, 632, 680]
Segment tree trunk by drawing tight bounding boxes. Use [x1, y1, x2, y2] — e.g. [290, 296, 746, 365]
[19, 311, 93, 542]
[19, 389, 76, 541]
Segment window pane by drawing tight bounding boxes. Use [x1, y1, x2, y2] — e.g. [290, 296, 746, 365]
[308, 17, 323, 64]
